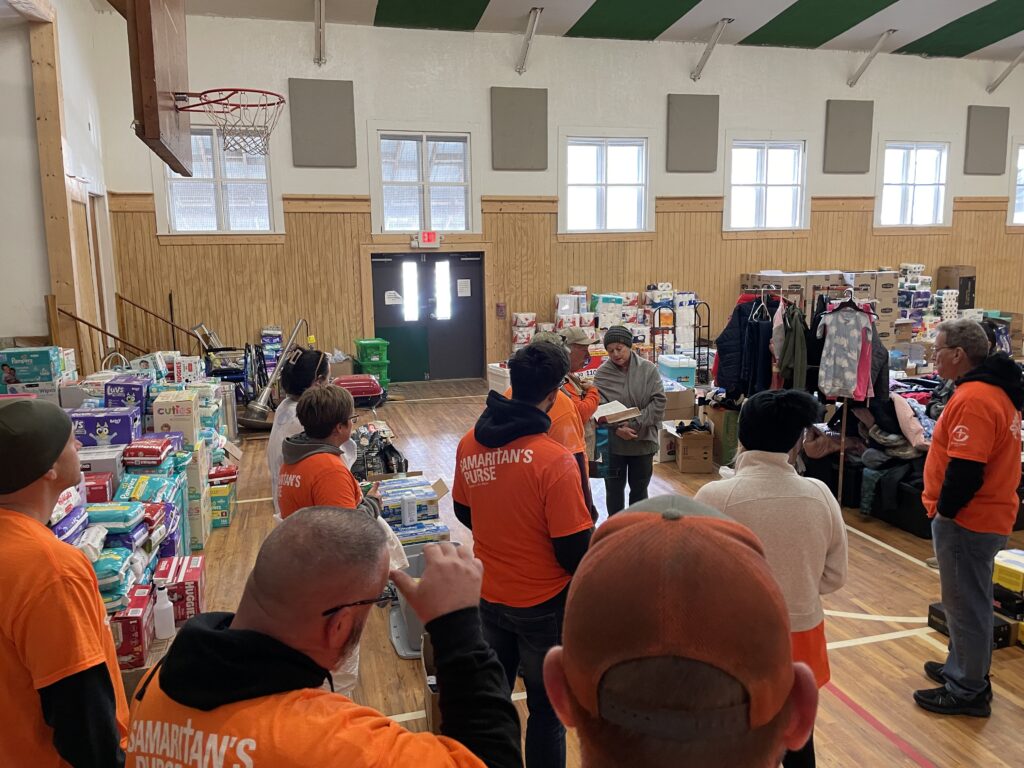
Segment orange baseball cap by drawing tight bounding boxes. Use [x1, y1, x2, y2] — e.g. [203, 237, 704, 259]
[561, 496, 793, 737]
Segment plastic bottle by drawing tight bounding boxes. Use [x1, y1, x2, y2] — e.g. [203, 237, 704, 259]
[400, 493, 417, 527]
[154, 580, 176, 640]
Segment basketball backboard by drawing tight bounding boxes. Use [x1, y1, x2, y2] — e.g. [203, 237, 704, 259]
[127, 0, 193, 176]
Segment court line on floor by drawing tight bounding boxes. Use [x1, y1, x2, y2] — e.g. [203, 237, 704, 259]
[393, 395, 489, 404]
[827, 626, 935, 651]
[387, 691, 527, 723]
[825, 609, 929, 624]
[845, 524, 934, 572]
[824, 681, 937, 768]
[237, 497, 272, 505]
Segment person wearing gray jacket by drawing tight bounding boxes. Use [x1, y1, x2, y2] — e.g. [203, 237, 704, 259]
[594, 326, 666, 515]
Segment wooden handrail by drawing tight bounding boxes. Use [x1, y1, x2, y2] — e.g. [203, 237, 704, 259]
[115, 293, 201, 354]
[56, 306, 146, 356]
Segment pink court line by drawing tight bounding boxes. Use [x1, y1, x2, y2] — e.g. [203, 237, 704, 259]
[825, 682, 937, 768]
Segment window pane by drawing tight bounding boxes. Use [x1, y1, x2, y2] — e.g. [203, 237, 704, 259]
[607, 143, 643, 184]
[222, 147, 267, 180]
[382, 185, 422, 231]
[567, 185, 599, 230]
[568, 143, 600, 184]
[402, 261, 419, 322]
[169, 181, 217, 231]
[607, 186, 643, 230]
[914, 147, 943, 185]
[1015, 185, 1024, 224]
[381, 137, 422, 182]
[911, 184, 939, 225]
[884, 147, 909, 184]
[765, 186, 798, 228]
[429, 185, 467, 231]
[730, 186, 758, 228]
[731, 146, 761, 184]
[223, 183, 271, 231]
[1017, 146, 1024, 186]
[766, 146, 800, 185]
[170, 131, 214, 179]
[427, 139, 467, 183]
[880, 184, 905, 225]
[435, 260, 451, 320]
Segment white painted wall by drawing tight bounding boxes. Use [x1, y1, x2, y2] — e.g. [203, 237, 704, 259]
[0, 0, 117, 340]
[90, 13, 1024, 227]
[0, 24, 50, 337]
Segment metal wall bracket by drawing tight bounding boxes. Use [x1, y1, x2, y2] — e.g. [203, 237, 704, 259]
[515, 7, 543, 75]
[847, 29, 896, 87]
[314, 0, 327, 67]
[690, 18, 733, 82]
[987, 49, 1024, 94]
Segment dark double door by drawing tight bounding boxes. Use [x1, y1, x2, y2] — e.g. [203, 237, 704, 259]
[371, 252, 484, 382]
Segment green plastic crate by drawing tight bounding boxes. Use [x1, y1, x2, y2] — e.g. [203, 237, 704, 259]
[357, 359, 390, 388]
[355, 338, 390, 363]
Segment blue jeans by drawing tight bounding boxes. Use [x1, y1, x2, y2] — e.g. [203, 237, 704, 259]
[480, 589, 567, 768]
[932, 515, 1008, 698]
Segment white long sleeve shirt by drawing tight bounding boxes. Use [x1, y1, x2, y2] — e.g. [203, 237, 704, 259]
[694, 450, 848, 632]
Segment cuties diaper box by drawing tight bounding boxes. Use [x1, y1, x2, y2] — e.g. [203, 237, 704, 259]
[153, 390, 200, 446]
[68, 407, 142, 447]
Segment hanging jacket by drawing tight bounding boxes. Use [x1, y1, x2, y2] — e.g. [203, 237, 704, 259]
[779, 303, 809, 390]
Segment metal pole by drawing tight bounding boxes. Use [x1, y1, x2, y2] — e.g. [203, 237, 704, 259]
[168, 292, 177, 352]
[987, 48, 1024, 94]
[515, 7, 542, 75]
[848, 29, 897, 88]
[314, 0, 326, 66]
[691, 18, 733, 82]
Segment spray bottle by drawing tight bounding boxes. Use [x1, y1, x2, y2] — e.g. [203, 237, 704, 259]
[154, 578, 176, 640]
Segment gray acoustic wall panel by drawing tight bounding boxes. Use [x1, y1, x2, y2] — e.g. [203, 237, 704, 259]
[490, 87, 547, 171]
[288, 78, 356, 168]
[666, 94, 719, 173]
[965, 105, 1010, 175]
[823, 100, 873, 174]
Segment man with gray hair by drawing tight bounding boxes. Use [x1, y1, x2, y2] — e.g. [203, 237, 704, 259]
[914, 319, 1023, 717]
[126, 507, 522, 766]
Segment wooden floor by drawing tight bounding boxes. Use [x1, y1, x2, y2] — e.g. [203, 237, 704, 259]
[209, 379, 1024, 767]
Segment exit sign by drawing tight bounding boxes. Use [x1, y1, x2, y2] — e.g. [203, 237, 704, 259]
[413, 230, 441, 249]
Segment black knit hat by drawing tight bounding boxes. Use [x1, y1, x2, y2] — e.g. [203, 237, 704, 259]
[604, 326, 634, 349]
[0, 399, 73, 494]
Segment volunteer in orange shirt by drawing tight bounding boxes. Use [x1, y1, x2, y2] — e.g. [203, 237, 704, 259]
[541, 496, 818, 768]
[915, 319, 1023, 718]
[504, 331, 597, 521]
[559, 327, 601, 424]
[127, 507, 521, 767]
[278, 384, 381, 521]
[455, 341, 594, 768]
[0, 399, 128, 767]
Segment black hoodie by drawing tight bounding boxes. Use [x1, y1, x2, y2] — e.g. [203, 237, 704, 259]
[936, 353, 1024, 519]
[138, 609, 522, 767]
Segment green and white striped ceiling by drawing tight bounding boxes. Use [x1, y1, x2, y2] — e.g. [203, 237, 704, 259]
[185, 0, 1024, 61]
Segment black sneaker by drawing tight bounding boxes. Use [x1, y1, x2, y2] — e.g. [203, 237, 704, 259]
[922, 661, 993, 702]
[913, 685, 991, 717]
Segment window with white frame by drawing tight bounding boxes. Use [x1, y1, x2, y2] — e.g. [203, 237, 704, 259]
[379, 133, 470, 232]
[166, 127, 273, 233]
[1013, 144, 1024, 225]
[880, 142, 949, 226]
[728, 140, 806, 230]
[565, 137, 648, 232]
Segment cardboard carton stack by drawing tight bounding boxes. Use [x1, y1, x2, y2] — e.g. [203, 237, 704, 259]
[377, 475, 452, 545]
[0, 346, 78, 402]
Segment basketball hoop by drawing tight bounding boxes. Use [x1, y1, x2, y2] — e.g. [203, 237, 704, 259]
[176, 88, 286, 156]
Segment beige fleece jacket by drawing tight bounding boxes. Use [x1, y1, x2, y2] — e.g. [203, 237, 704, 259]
[694, 450, 848, 632]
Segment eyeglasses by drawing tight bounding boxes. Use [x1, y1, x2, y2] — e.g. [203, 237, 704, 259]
[348, 415, 360, 424]
[321, 584, 396, 617]
[932, 345, 959, 358]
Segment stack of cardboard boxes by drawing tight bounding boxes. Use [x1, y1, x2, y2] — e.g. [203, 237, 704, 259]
[0, 346, 78, 402]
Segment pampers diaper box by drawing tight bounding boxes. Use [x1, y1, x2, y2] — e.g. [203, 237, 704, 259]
[0, 346, 63, 392]
[68, 407, 142, 447]
[104, 375, 151, 411]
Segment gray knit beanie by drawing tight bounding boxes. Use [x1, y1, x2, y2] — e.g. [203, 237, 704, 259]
[603, 326, 633, 349]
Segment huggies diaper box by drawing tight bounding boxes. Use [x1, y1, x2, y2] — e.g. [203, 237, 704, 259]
[67, 407, 142, 447]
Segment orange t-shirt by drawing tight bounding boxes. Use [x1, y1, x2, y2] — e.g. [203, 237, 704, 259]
[563, 379, 601, 424]
[128, 671, 486, 767]
[0, 508, 129, 767]
[504, 387, 586, 456]
[792, 622, 830, 689]
[923, 381, 1022, 535]
[453, 431, 593, 607]
[278, 452, 363, 520]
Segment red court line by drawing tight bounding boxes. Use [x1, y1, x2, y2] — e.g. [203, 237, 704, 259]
[825, 682, 937, 768]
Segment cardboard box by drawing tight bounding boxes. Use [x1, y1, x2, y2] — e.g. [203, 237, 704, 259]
[928, 602, 1016, 650]
[0, 346, 62, 391]
[78, 444, 126, 483]
[894, 320, 914, 343]
[186, 440, 211, 500]
[154, 555, 206, 625]
[104, 375, 151, 411]
[84, 472, 114, 503]
[6, 381, 61, 404]
[393, 522, 451, 545]
[421, 634, 443, 735]
[153, 390, 201, 447]
[120, 636, 171, 699]
[60, 347, 77, 375]
[994, 549, 1024, 593]
[173, 356, 205, 383]
[676, 421, 714, 474]
[379, 479, 449, 526]
[707, 406, 739, 466]
[329, 358, 354, 378]
[993, 583, 1024, 621]
[110, 585, 155, 670]
[936, 265, 977, 310]
[187, 488, 212, 551]
[656, 421, 680, 463]
[209, 483, 236, 528]
[68, 407, 142, 447]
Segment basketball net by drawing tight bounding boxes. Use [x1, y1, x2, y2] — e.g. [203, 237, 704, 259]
[178, 88, 285, 156]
